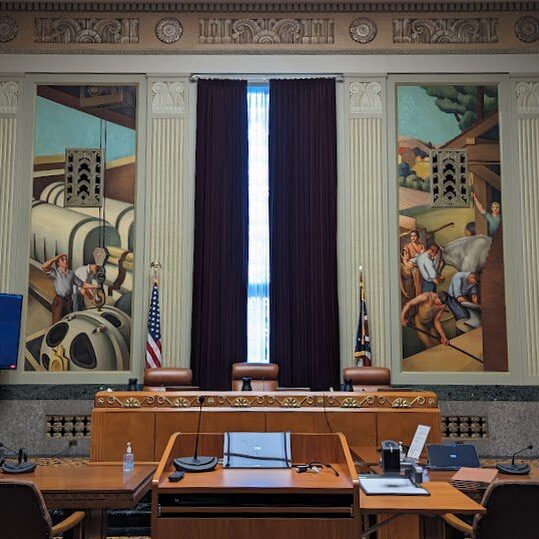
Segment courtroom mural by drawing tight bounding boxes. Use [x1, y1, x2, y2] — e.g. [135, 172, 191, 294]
[397, 84, 508, 372]
[25, 85, 137, 371]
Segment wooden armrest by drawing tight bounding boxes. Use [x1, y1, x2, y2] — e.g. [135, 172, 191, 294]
[51, 511, 85, 535]
[441, 513, 473, 535]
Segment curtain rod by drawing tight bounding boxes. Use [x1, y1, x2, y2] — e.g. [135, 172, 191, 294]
[190, 73, 344, 82]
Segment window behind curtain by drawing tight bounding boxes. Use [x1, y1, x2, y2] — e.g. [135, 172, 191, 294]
[247, 83, 270, 362]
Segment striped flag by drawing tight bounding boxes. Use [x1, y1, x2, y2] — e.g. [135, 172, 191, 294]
[145, 281, 162, 368]
[354, 270, 372, 366]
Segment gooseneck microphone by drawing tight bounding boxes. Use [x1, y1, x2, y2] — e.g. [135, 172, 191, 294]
[496, 444, 533, 475]
[0, 443, 36, 474]
[173, 396, 218, 473]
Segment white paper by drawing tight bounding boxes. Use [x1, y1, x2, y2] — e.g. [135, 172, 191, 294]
[407, 424, 431, 461]
[359, 476, 429, 496]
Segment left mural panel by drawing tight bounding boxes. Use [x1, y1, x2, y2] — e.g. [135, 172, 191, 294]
[25, 84, 137, 372]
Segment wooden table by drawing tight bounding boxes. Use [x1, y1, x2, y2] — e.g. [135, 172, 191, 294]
[351, 446, 485, 539]
[0, 463, 155, 539]
[152, 432, 361, 539]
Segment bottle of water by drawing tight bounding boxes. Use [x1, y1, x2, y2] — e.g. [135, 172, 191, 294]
[123, 442, 134, 472]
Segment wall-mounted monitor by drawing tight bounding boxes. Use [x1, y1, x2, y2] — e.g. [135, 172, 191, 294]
[0, 293, 23, 370]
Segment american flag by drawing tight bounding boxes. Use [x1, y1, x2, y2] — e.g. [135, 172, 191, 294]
[354, 270, 371, 366]
[146, 281, 162, 368]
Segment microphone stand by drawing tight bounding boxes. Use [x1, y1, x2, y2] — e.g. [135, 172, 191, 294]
[173, 396, 218, 473]
[496, 444, 533, 475]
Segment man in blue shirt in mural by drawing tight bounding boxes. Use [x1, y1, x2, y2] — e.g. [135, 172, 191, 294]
[471, 192, 501, 236]
[414, 244, 445, 292]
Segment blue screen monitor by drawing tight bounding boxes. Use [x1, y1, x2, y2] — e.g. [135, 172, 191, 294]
[0, 293, 23, 370]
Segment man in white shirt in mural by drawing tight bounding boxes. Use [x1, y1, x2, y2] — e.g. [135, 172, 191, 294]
[73, 263, 98, 311]
[414, 244, 445, 293]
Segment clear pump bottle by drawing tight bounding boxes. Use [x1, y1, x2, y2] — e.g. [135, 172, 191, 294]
[123, 441, 134, 472]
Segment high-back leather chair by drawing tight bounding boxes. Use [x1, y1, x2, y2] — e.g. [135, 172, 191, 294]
[143, 367, 194, 391]
[443, 481, 539, 538]
[0, 480, 84, 539]
[231, 362, 279, 391]
[342, 367, 391, 392]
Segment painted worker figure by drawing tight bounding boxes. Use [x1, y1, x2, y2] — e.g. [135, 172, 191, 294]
[447, 271, 481, 332]
[471, 192, 501, 237]
[402, 229, 425, 296]
[401, 291, 450, 349]
[73, 263, 98, 311]
[414, 244, 445, 293]
[41, 254, 82, 324]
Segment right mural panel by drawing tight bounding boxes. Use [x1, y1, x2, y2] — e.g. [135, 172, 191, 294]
[397, 84, 507, 372]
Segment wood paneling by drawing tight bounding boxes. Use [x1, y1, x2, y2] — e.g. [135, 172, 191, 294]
[376, 411, 442, 446]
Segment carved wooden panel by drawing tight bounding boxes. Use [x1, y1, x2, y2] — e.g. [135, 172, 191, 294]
[430, 149, 469, 208]
[64, 148, 104, 208]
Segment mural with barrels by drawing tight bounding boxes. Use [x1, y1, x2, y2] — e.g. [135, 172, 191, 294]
[397, 83, 507, 372]
[25, 84, 137, 372]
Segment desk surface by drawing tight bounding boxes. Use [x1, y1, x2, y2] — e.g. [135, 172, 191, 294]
[0, 464, 155, 509]
[158, 463, 352, 494]
[360, 481, 485, 515]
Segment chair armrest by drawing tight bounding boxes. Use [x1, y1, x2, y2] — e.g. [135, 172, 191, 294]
[51, 511, 85, 535]
[441, 513, 473, 535]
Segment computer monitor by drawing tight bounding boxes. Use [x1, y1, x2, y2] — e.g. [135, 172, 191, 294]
[0, 293, 23, 370]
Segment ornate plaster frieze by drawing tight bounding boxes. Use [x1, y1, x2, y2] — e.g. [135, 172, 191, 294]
[94, 390, 439, 409]
[349, 17, 377, 44]
[151, 81, 186, 115]
[0, 81, 18, 114]
[514, 15, 539, 43]
[2, 1, 539, 13]
[393, 17, 498, 44]
[199, 18, 334, 44]
[0, 16, 18, 43]
[515, 81, 539, 116]
[155, 17, 183, 44]
[34, 17, 139, 44]
[349, 81, 383, 115]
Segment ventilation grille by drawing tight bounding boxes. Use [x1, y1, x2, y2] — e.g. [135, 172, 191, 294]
[45, 415, 91, 438]
[441, 415, 488, 439]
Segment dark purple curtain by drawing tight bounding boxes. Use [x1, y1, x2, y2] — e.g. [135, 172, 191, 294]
[191, 79, 248, 390]
[269, 78, 340, 391]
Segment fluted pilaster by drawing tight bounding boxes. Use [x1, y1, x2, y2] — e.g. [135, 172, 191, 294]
[515, 81, 539, 377]
[341, 79, 389, 369]
[0, 81, 19, 293]
[147, 79, 193, 368]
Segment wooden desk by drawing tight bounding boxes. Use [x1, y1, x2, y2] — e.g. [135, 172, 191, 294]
[0, 464, 155, 539]
[91, 390, 441, 462]
[152, 432, 360, 539]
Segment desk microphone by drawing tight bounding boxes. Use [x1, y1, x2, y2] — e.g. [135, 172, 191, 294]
[0, 444, 36, 474]
[496, 444, 533, 475]
[173, 396, 217, 473]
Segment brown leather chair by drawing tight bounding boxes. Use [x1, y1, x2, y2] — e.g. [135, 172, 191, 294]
[443, 481, 539, 538]
[0, 480, 84, 538]
[231, 362, 279, 391]
[143, 367, 194, 391]
[342, 367, 391, 392]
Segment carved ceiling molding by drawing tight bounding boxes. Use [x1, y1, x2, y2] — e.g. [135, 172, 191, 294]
[515, 81, 539, 115]
[349, 17, 377, 44]
[0, 81, 18, 114]
[199, 18, 334, 44]
[34, 17, 139, 44]
[2, 1, 539, 12]
[0, 16, 18, 43]
[349, 81, 383, 115]
[151, 81, 186, 115]
[155, 17, 183, 43]
[515, 15, 539, 43]
[393, 17, 498, 44]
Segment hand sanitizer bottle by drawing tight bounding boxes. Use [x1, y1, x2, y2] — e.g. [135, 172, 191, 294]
[123, 442, 134, 472]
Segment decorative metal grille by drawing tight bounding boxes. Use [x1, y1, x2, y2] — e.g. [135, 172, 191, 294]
[64, 148, 104, 208]
[441, 415, 488, 439]
[45, 415, 91, 438]
[430, 149, 469, 208]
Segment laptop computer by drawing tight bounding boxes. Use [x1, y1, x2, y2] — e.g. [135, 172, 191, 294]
[426, 443, 481, 471]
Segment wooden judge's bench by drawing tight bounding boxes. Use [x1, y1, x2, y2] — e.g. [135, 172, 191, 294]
[90, 390, 441, 462]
